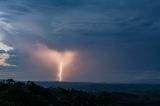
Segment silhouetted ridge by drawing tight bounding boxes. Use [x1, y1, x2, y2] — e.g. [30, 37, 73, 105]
[0, 79, 111, 106]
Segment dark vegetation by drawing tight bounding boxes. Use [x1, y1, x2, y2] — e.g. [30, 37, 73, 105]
[0, 79, 110, 106]
[0, 79, 160, 106]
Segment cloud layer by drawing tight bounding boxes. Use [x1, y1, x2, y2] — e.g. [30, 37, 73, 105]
[0, 0, 160, 82]
[0, 10, 15, 67]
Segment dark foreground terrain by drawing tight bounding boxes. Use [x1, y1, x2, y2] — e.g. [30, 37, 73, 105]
[0, 79, 160, 106]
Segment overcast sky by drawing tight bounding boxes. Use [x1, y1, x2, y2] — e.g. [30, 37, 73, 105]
[0, 0, 160, 83]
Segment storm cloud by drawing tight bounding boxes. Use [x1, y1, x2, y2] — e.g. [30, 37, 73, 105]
[0, 0, 160, 83]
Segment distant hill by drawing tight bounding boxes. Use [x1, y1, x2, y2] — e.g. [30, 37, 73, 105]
[35, 81, 160, 94]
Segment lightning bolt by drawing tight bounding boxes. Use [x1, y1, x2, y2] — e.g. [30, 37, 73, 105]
[32, 44, 76, 81]
[59, 61, 64, 81]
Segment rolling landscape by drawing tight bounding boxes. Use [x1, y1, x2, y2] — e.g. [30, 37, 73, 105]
[0, 79, 160, 106]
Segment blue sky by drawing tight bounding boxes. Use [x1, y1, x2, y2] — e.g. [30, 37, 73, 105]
[0, 0, 160, 83]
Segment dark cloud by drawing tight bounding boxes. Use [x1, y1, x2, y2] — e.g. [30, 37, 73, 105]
[0, 50, 6, 53]
[0, 0, 160, 82]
